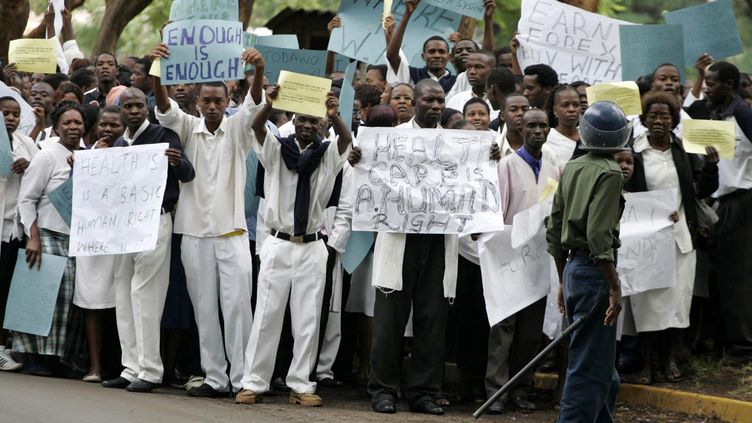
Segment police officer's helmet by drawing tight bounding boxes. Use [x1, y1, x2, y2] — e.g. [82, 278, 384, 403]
[579, 101, 632, 153]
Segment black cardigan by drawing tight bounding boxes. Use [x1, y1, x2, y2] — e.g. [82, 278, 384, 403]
[624, 134, 718, 249]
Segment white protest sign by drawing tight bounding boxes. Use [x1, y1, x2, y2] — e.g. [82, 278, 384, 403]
[479, 225, 552, 326]
[70, 144, 169, 256]
[517, 0, 632, 84]
[0, 81, 35, 136]
[617, 189, 678, 296]
[510, 195, 553, 248]
[352, 127, 503, 235]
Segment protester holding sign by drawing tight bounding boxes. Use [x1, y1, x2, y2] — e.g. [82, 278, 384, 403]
[236, 83, 351, 407]
[625, 92, 719, 384]
[151, 44, 266, 397]
[0, 96, 37, 371]
[15, 101, 83, 376]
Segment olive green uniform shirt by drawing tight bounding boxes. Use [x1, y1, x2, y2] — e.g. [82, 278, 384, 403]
[546, 153, 624, 263]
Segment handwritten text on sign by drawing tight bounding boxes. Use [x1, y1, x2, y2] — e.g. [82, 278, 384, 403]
[517, 0, 631, 84]
[70, 144, 168, 256]
[169, 0, 239, 22]
[352, 127, 503, 235]
[161, 20, 243, 85]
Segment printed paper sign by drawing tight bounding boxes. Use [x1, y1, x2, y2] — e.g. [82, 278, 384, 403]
[681, 120, 735, 160]
[8, 39, 58, 74]
[517, 0, 631, 84]
[161, 20, 244, 85]
[352, 127, 503, 235]
[70, 144, 168, 256]
[586, 81, 642, 116]
[169, 0, 239, 22]
[275, 71, 332, 118]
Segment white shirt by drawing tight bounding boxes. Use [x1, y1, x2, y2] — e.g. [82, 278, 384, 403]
[1, 133, 38, 242]
[714, 115, 752, 198]
[634, 134, 693, 253]
[445, 89, 499, 122]
[545, 128, 578, 173]
[256, 131, 348, 236]
[18, 142, 73, 235]
[122, 120, 149, 145]
[498, 151, 560, 225]
[155, 95, 263, 237]
[445, 72, 470, 102]
[322, 163, 354, 254]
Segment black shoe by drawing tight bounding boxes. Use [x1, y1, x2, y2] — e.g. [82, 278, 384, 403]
[317, 378, 343, 388]
[372, 397, 396, 414]
[511, 394, 537, 412]
[102, 377, 131, 389]
[410, 399, 444, 415]
[487, 400, 504, 415]
[127, 379, 157, 393]
[187, 383, 226, 398]
[271, 376, 290, 392]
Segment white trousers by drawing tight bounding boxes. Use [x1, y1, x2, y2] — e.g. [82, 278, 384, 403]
[182, 234, 253, 392]
[242, 236, 328, 394]
[114, 213, 172, 384]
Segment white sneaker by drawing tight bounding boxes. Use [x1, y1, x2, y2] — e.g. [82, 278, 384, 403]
[184, 375, 205, 390]
[0, 348, 22, 371]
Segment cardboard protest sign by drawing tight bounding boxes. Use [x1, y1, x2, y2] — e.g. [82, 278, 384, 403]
[586, 81, 642, 116]
[424, 0, 484, 20]
[664, 0, 742, 66]
[249, 46, 349, 84]
[69, 144, 168, 256]
[682, 119, 735, 160]
[352, 127, 503, 235]
[478, 226, 552, 326]
[517, 0, 631, 84]
[328, 0, 461, 66]
[160, 20, 244, 85]
[620, 24, 685, 82]
[8, 39, 58, 74]
[0, 119, 13, 177]
[339, 61, 358, 131]
[48, 177, 73, 227]
[169, 0, 239, 22]
[617, 189, 678, 297]
[3, 251, 66, 336]
[254, 34, 300, 49]
[342, 231, 375, 274]
[274, 71, 332, 118]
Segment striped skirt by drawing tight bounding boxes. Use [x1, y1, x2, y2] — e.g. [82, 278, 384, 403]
[12, 229, 80, 360]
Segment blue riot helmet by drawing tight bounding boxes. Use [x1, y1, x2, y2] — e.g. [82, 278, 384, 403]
[579, 101, 632, 152]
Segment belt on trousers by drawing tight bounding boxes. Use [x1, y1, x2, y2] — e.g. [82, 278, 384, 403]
[271, 229, 323, 244]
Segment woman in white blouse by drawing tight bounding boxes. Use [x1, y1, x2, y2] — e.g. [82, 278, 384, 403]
[623, 92, 718, 384]
[544, 84, 581, 172]
[15, 101, 84, 375]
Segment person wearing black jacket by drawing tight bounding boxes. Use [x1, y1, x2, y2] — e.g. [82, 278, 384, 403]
[101, 87, 195, 393]
[624, 92, 718, 384]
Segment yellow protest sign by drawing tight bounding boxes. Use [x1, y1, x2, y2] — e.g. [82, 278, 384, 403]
[8, 39, 58, 74]
[149, 57, 161, 78]
[275, 71, 332, 118]
[682, 119, 735, 160]
[586, 81, 642, 116]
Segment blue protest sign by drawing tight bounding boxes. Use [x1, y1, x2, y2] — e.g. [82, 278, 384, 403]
[425, 0, 484, 19]
[255, 35, 300, 50]
[0, 119, 13, 176]
[251, 46, 349, 84]
[161, 19, 244, 85]
[339, 61, 358, 132]
[664, 0, 743, 66]
[342, 231, 375, 274]
[169, 0, 239, 22]
[328, 0, 461, 66]
[620, 25, 685, 82]
[3, 251, 67, 337]
[48, 177, 72, 227]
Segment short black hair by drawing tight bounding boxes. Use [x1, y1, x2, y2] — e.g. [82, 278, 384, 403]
[0, 96, 20, 108]
[463, 97, 490, 115]
[355, 84, 381, 108]
[524, 64, 559, 88]
[42, 73, 69, 91]
[51, 100, 86, 129]
[503, 92, 528, 109]
[197, 81, 229, 97]
[366, 64, 387, 81]
[450, 119, 474, 130]
[652, 63, 680, 75]
[57, 82, 84, 104]
[487, 67, 517, 94]
[708, 61, 741, 90]
[95, 52, 119, 67]
[70, 68, 97, 90]
[494, 46, 512, 56]
[135, 56, 153, 73]
[546, 84, 579, 127]
[440, 108, 462, 128]
[452, 38, 479, 52]
[423, 36, 449, 53]
[570, 81, 590, 89]
[470, 49, 497, 66]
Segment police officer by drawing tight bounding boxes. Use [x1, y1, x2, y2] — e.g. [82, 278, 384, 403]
[546, 101, 630, 422]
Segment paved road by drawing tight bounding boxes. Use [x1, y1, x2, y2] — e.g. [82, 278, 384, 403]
[0, 372, 708, 422]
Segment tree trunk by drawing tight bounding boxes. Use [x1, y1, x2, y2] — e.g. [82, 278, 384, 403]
[0, 0, 31, 64]
[239, 0, 255, 30]
[561, 0, 598, 12]
[94, 0, 153, 55]
[67, 0, 86, 10]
